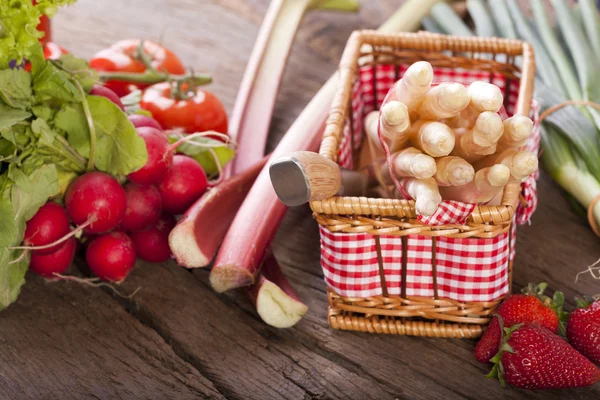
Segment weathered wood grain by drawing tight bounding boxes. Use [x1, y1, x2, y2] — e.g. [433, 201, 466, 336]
[1, 0, 595, 399]
[0, 275, 224, 400]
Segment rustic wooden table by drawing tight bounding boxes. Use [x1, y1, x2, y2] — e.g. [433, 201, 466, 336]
[1, 1, 600, 399]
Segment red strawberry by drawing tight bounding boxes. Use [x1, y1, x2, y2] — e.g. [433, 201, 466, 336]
[567, 297, 600, 365]
[488, 320, 600, 389]
[475, 283, 567, 363]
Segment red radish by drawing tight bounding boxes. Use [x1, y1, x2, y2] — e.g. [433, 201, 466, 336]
[120, 183, 162, 232]
[29, 237, 77, 278]
[23, 202, 71, 254]
[158, 155, 208, 215]
[128, 114, 163, 131]
[65, 172, 127, 234]
[127, 127, 173, 185]
[86, 232, 137, 282]
[130, 214, 175, 263]
[90, 84, 125, 111]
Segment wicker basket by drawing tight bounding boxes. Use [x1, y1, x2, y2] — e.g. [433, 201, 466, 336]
[310, 31, 536, 338]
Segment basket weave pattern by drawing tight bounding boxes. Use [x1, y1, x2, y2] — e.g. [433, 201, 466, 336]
[312, 31, 535, 338]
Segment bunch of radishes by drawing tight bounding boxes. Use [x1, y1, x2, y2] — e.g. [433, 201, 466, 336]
[24, 87, 209, 283]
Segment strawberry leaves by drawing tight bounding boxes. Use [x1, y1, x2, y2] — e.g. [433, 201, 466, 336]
[486, 315, 522, 387]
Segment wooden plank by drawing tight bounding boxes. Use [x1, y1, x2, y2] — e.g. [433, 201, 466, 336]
[0, 275, 224, 399]
[41, 0, 600, 399]
[112, 263, 399, 400]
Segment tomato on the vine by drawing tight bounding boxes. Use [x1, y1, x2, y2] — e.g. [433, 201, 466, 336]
[89, 39, 186, 97]
[44, 42, 69, 60]
[140, 82, 228, 136]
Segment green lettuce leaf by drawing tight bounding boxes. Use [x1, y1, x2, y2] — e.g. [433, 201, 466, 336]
[33, 61, 81, 102]
[168, 135, 235, 177]
[0, 138, 16, 160]
[9, 163, 59, 238]
[0, 198, 17, 247]
[54, 103, 89, 156]
[30, 118, 87, 173]
[56, 54, 98, 92]
[0, 103, 31, 130]
[54, 95, 147, 175]
[0, 247, 29, 311]
[0, 0, 76, 67]
[0, 69, 32, 110]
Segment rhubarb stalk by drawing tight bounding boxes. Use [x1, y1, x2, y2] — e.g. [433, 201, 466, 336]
[169, 0, 356, 267]
[245, 254, 308, 328]
[169, 157, 267, 268]
[210, 0, 449, 293]
[227, 0, 359, 176]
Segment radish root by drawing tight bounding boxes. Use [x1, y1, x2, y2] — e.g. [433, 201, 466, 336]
[9, 219, 94, 252]
[167, 131, 234, 152]
[575, 257, 600, 282]
[51, 273, 142, 299]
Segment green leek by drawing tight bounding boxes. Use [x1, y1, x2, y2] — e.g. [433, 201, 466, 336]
[541, 128, 600, 228]
[580, 0, 600, 62]
[488, 0, 517, 39]
[467, 0, 496, 37]
[430, 3, 473, 37]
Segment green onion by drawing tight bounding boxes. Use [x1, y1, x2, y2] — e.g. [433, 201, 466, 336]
[535, 81, 600, 178]
[487, 0, 517, 39]
[505, 0, 565, 94]
[421, 16, 445, 34]
[467, 0, 496, 37]
[579, 0, 600, 62]
[541, 127, 600, 228]
[530, 0, 581, 102]
[430, 3, 473, 37]
[550, 0, 600, 130]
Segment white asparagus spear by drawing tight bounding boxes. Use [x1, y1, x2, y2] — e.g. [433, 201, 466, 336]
[394, 61, 434, 117]
[497, 115, 534, 151]
[452, 111, 504, 162]
[417, 82, 469, 120]
[364, 102, 410, 150]
[392, 147, 437, 179]
[364, 111, 383, 150]
[434, 156, 475, 186]
[467, 81, 503, 113]
[474, 149, 538, 181]
[401, 177, 442, 216]
[380, 100, 411, 141]
[409, 121, 455, 157]
[439, 164, 510, 204]
[446, 81, 504, 128]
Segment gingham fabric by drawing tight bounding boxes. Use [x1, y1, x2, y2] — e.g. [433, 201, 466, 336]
[320, 227, 510, 302]
[418, 201, 477, 226]
[323, 64, 539, 302]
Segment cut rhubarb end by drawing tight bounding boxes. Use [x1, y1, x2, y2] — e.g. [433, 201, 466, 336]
[168, 221, 211, 268]
[210, 265, 255, 293]
[254, 279, 308, 328]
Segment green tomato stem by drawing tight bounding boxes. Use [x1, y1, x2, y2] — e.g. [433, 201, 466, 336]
[99, 70, 212, 87]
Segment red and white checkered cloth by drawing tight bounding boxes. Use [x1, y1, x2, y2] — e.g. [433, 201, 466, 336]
[324, 64, 539, 302]
[320, 227, 510, 302]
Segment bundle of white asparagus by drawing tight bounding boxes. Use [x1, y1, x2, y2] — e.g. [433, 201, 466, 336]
[363, 61, 537, 216]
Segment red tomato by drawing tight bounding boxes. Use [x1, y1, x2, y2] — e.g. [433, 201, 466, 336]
[140, 82, 228, 136]
[89, 40, 186, 97]
[44, 42, 69, 60]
